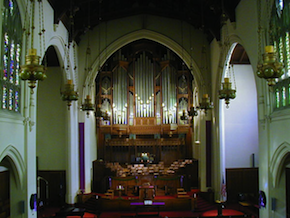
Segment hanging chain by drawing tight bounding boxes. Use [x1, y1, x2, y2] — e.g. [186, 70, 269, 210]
[30, 0, 35, 49]
[266, 0, 272, 45]
[231, 64, 237, 90]
[22, 0, 31, 53]
[38, 0, 45, 58]
[257, 0, 262, 64]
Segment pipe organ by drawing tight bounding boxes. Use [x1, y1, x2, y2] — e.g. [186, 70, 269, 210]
[96, 40, 194, 164]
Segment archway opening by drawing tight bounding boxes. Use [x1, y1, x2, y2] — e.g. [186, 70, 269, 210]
[220, 44, 259, 203]
[0, 155, 24, 217]
[36, 45, 67, 207]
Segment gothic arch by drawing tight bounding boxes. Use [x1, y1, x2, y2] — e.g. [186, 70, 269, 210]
[270, 142, 290, 188]
[46, 36, 75, 83]
[0, 145, 25, 189]
[85, 29, 203, 95]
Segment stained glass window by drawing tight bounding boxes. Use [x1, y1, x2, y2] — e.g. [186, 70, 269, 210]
[1, 0, 22, 112]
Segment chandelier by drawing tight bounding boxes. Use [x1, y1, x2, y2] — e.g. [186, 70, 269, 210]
[81, 2, 95, 117]
[20, 0, 46, 93]
[257, 45, 284, 86]
[61, 5, 78, 110]
[199, 94, 213, 114]
[256, 0, 284, 86]
[61, 79, 78, 110]
[218, 13, 236, 108]
[82, 95, 94, 117]
[180, 106, 198, 121]
[95, 106, 109, 121]
[219, 77, 236, 108]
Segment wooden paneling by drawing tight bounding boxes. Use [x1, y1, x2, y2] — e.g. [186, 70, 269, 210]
[0, 171, 10, 217]
[0, 171, 9, 202]
[38, 170, 66, 206]
[226, 168, 259, 203]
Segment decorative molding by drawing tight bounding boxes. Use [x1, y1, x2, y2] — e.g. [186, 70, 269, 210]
[270, 141, 290, 188]
[0, 145, 25, 189]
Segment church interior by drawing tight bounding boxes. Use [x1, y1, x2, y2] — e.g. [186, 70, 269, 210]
[1, 0, 290, 217]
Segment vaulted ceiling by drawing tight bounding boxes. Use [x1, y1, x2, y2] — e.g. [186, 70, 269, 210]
[47, 0, 241, 42]
[46, 0, 250, 65]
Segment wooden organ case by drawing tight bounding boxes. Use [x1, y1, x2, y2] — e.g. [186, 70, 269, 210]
[95, 40, 194, 166]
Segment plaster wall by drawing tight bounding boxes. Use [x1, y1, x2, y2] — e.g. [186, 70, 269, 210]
[77, 14, 208, 95]
[36, 66, 67, 170]
[223, 65, 259, 168]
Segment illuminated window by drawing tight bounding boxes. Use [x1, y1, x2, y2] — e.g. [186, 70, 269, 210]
[282, 86, 286, 106]
[1, 0, 21, 112]
[276, 89, 280, 108]
[286, 32, 290, 77]
[278, 0, 284, 12]
[271, 1, 290, 110]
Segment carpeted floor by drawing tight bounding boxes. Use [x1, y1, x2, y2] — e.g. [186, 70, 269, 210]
[38, 192, 258, 218]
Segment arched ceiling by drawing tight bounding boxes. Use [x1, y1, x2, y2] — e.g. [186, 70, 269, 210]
[47, 0, 241, 43]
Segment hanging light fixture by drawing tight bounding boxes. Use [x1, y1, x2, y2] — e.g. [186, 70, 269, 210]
[256, 0, 284, 86]
[257, 46, 284, 86]
[61, 79, 78, 110]
[219, 76, 236, 108]
[61, 1, 78, 110]
[81, 2, 95, 117]
[197, 2, 213, 115]
[95, 105, 109, 121]
[20, 0, 46, 93]
[82, 94, 94, 117]
[199, 94, 213, 114]
[180, 106, 198, 121]
[218, 12, 237, 108]
[198, 44, 213, 114]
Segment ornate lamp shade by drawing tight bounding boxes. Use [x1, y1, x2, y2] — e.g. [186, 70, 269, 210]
[82, 95, 94, 117]
[180, 109, 188, 121]
[20, 48, 46, 92]
[188, 106, 198, 117]
[61, 80, 78, 109]
[199, 94, 213, 114]
[257, 45, 284, 86]
[180, 107, 198, 125]
[218, 77, 236, 108]
[95, 106, 110, 121]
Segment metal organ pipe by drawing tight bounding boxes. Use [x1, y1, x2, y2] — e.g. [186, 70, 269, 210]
[134, 52, 154, 118]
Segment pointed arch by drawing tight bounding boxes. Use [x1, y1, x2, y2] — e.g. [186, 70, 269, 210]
[0, 145, 25, 189]
[85, 29, 203, 92]
[270, 142, 290, 188]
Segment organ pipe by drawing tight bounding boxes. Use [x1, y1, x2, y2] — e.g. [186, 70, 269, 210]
[134, 51, 155, 117]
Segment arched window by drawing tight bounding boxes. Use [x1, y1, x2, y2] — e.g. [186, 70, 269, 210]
[1, 0, 22, 112]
